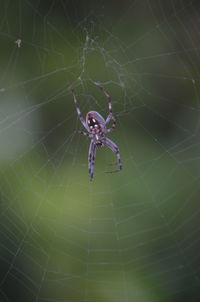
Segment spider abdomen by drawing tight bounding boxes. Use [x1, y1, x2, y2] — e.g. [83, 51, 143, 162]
[86, 111, 106, 133]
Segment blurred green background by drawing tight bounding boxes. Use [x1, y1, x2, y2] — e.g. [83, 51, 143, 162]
[0, 0, 200, 301]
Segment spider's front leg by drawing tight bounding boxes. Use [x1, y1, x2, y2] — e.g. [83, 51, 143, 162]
[88, 141, 93, 179]
[105, 138, 122, 171]
[72, 89, 87, 130]
[88, 142, 96, 181]
[90, 144, 96, 181]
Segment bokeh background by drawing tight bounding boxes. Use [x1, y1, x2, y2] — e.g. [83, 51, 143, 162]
[0, 0, 200, 301]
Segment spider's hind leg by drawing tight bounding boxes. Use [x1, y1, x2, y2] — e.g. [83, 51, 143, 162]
[106, 116, 116, 134]
[72, 89, 87, 130]
[98, 86, 113, 126]
[78, 130, 89, 137]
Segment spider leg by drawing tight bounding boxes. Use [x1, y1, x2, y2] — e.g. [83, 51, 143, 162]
[78, 130, 89, 137]
[105, 138, 122, 171]
[72, 89, 87, 130]
[90, 143, 96, 181]
[99, 86, 113, 126]
[106, 116, 116, 134]
[88, 141, 94, 178]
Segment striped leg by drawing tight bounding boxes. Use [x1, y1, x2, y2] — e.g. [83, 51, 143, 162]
[72, 89, 87, 130]
[90, 143, 96, 181]
[106, 116, 116, 134]
[105, 138, 122, 171]
[88, 141, 94, 178]
[99, 87, 113, 126]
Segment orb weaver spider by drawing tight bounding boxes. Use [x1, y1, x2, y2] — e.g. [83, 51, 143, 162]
[72, 86, 122, 181]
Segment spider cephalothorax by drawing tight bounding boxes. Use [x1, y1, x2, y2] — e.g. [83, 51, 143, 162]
[72, 86, 122, 181]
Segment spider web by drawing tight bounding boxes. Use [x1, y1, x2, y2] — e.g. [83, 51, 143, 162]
[0, 0, 200, 301]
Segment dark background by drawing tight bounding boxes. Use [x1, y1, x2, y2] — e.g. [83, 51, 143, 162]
[0, 1, 200, 301]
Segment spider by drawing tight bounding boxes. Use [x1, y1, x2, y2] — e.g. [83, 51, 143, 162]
[72, 86, 122, 181]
